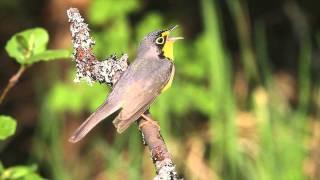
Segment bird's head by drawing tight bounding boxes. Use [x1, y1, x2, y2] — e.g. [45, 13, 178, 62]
[137, 25, 183, 61]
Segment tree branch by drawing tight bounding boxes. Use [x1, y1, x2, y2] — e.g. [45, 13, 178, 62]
[0, 65, 27, 104]
[138, 113, 180, 179]
[67, 8, 180, 179]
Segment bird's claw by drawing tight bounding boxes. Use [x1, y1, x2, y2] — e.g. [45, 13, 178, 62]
[139, 114, 160, 131]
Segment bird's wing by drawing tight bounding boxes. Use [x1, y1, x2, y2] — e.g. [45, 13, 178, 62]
[112, 84, 157, 133]
[112, 57, 174, 133]
[69, 57, 173, 142]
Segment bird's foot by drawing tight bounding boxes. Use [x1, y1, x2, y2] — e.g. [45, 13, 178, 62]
[139, 114, 160, 131]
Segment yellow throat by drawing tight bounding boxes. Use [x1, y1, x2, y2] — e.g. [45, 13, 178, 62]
[161, 31, 175, 60]
[163, 41, 174, 60]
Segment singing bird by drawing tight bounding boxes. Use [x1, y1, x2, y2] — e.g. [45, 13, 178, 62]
[69, 26, 183, 143]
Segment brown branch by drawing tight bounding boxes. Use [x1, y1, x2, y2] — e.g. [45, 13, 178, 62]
[138, 112, 180, 179]
[0, 66, 27, 104]
[67, 8, 181, 179]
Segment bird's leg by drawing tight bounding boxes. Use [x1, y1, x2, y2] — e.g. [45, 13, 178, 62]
[139, 113, 160, 131]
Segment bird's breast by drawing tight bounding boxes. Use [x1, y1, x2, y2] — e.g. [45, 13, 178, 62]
[161, 65, 175, 92]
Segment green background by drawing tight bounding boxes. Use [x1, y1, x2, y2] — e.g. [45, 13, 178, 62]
[1, 0, 320, 179]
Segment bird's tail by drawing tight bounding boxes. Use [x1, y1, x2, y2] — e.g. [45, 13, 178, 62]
[69, 102, 121, 143]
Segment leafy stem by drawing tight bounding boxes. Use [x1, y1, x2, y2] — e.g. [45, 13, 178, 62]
[0, 65, 28, 104]
[1, 27, 70, 105]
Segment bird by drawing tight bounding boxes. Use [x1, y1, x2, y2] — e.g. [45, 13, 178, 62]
[69, 25, 183, 143]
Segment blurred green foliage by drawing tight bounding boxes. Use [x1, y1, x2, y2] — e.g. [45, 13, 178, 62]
[0, 164, 42, 180]
[36, 0, 316, 179]
[88, 0, 139, 25]
[1, 0, 319, 179]
[0, 27, 70, 180]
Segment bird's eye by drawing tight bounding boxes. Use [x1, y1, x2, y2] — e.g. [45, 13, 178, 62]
[155, 37, 165, 44]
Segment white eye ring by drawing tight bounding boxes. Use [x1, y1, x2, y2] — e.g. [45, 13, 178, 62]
[155, 37, 165, 44]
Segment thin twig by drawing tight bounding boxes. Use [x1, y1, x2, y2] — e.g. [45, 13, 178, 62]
[0, 66, 27, 104]
[67, 8, 181, 179]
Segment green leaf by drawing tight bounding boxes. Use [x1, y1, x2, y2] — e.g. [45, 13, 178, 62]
[5, 28, 49, 64]
[27, 49, 71, 64]
[16, 35, 29, 52]
[1, 165, 42, 180]
[0, 115, 17, 140]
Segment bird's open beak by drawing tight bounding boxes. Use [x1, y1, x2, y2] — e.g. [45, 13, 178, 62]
[167, 25, 184, 42]
[168, 36, 184, 42]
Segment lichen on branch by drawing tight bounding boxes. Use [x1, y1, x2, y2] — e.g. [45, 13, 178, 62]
[67, 8, 128, 86]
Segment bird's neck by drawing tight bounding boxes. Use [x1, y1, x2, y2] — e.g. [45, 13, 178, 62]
[137, 46, 158, 59]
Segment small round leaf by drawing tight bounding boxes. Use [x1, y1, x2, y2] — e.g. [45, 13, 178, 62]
[0, 115, 17, 140]
[5, 28, 49, 64]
